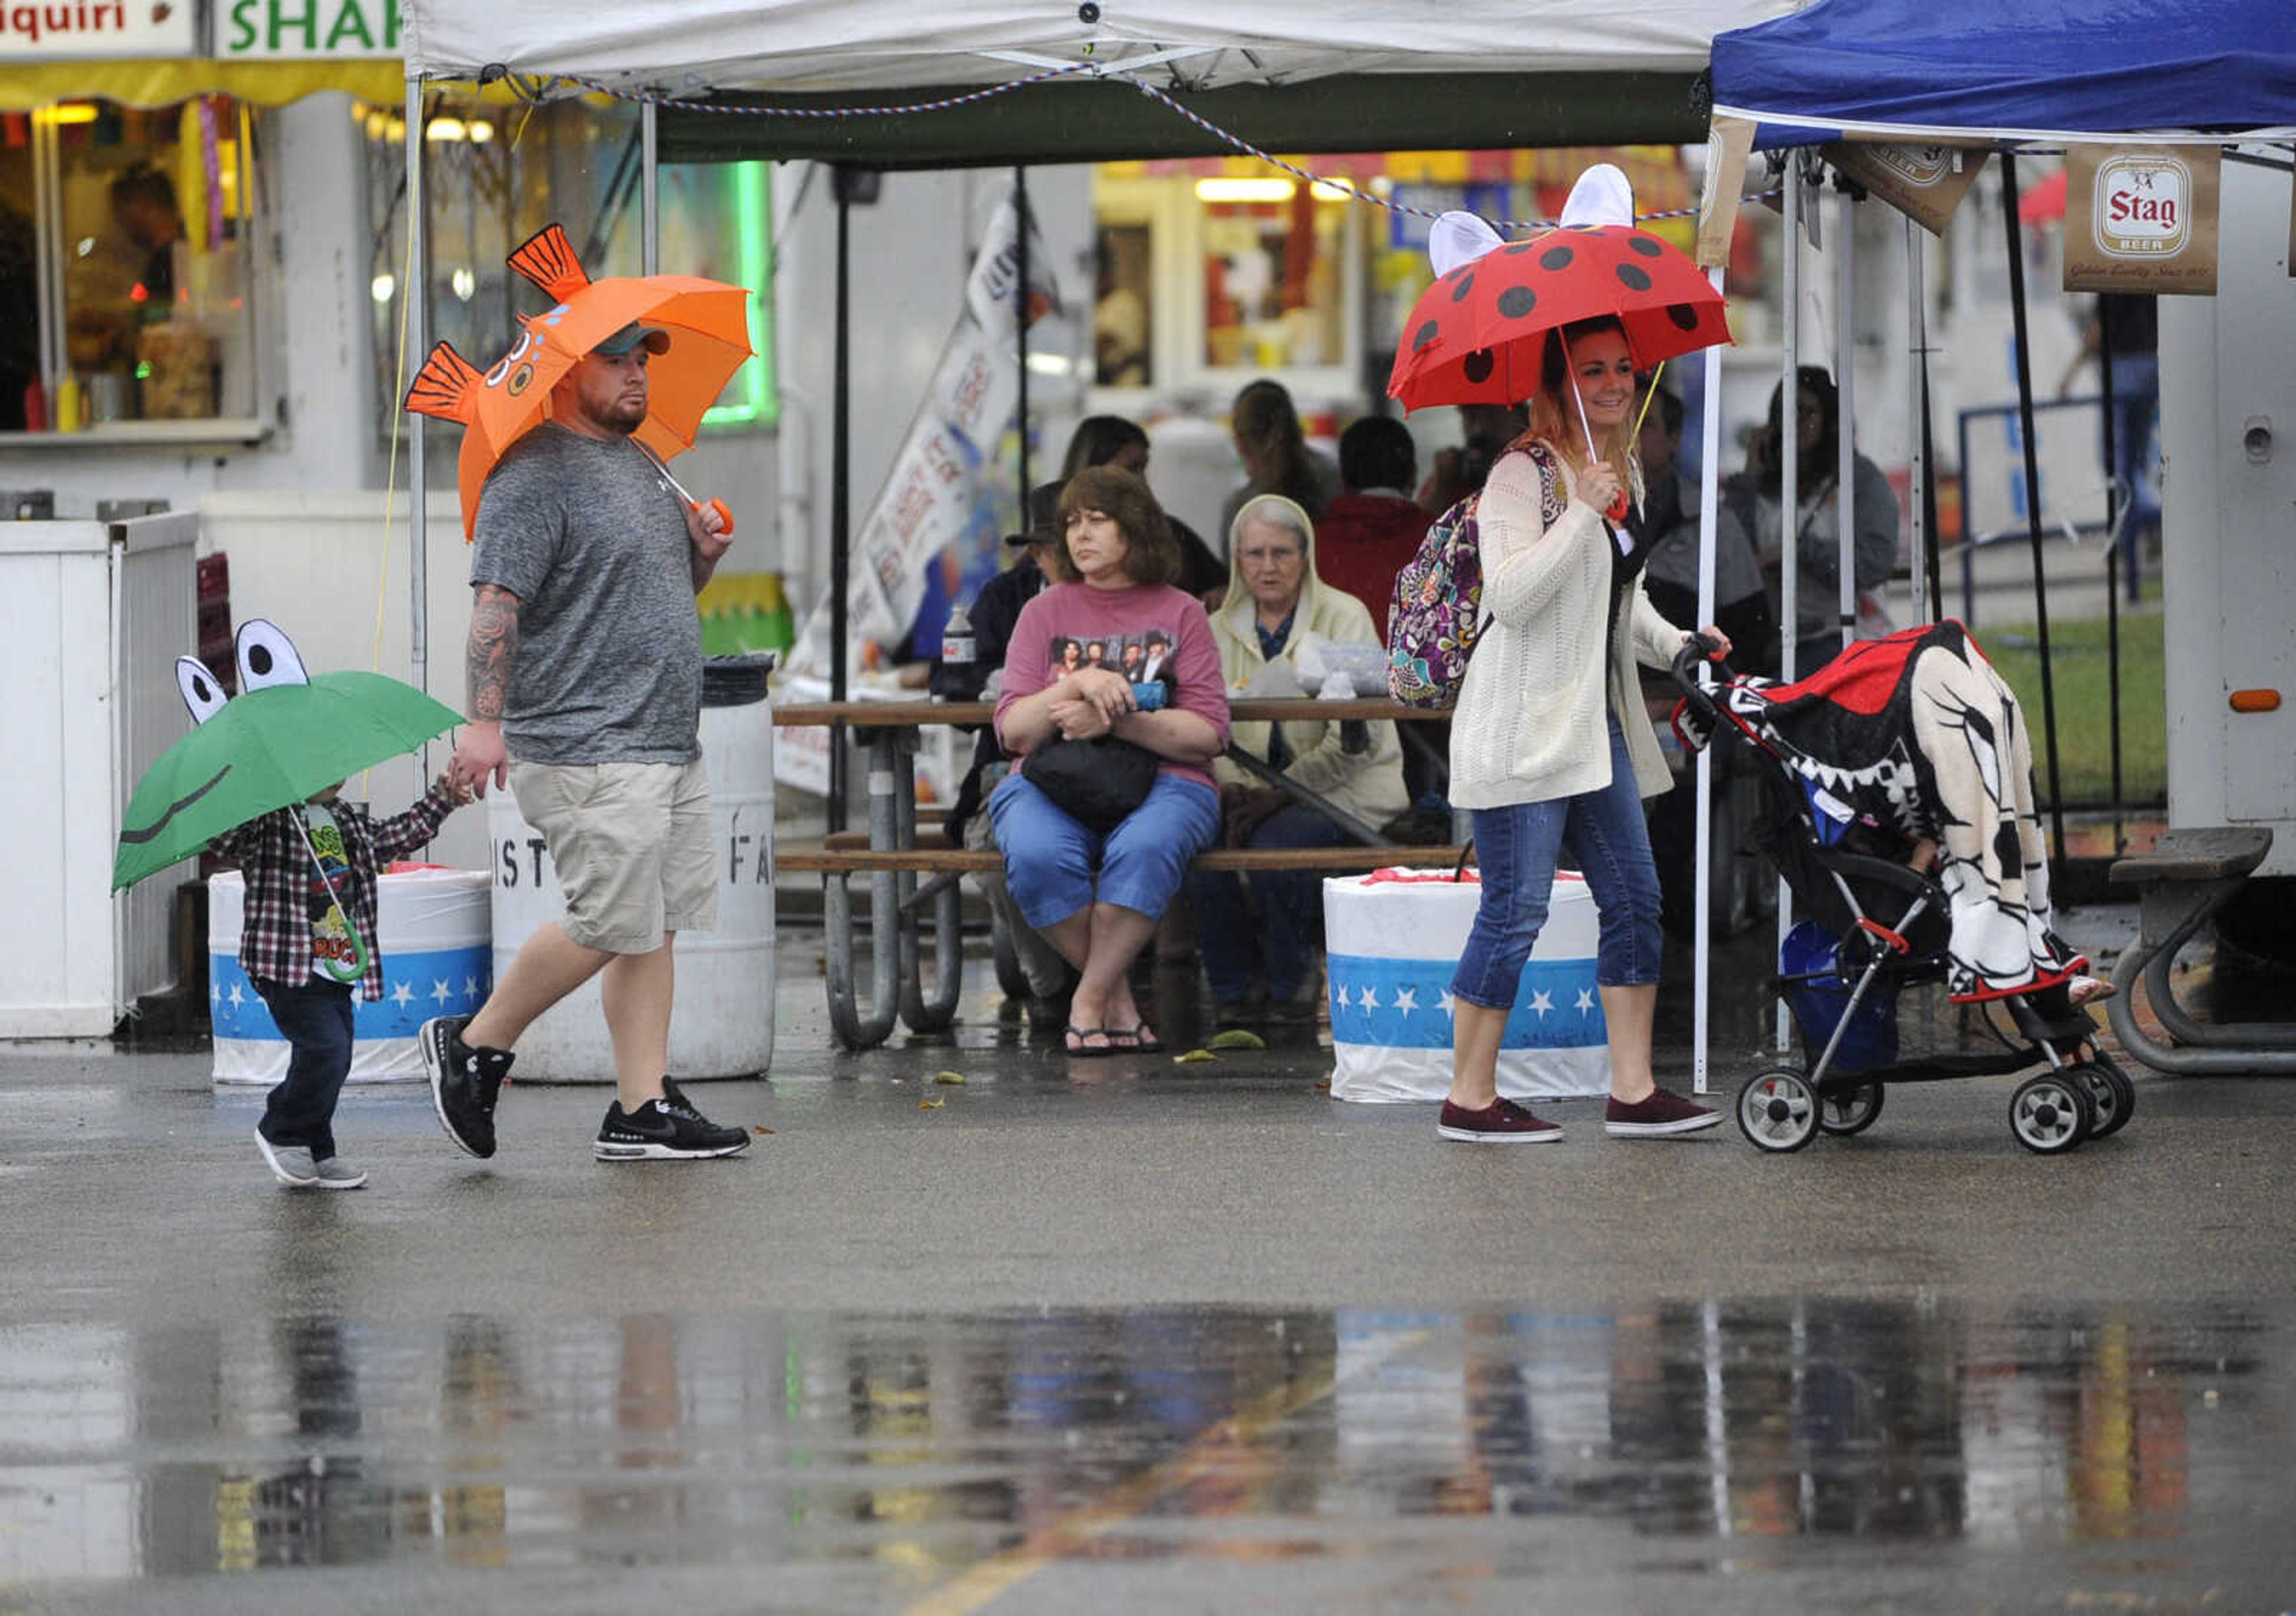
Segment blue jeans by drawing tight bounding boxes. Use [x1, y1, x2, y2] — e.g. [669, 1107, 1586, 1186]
[1452, 716, 1664, 1009]
[1186, 801, 1350, 1002]
[252, 976, 356, 1160]
[990, 771, 1220, 929]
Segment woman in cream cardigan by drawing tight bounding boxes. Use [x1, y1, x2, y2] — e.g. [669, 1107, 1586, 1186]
[1440, 316, 1732, 1144]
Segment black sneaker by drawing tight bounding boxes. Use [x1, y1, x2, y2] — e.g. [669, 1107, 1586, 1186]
[421, 1015, 512, 1159]
[594, 1080, 751, 1161]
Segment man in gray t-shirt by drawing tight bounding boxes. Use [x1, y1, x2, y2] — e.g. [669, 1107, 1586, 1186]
[420, 319, 752, 1166]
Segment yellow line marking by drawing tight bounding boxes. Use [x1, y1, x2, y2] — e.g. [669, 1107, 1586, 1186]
[897, 1327, 1432, 1616]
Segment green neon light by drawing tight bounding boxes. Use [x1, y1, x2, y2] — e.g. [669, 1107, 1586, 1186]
[703, 161, 777, 430]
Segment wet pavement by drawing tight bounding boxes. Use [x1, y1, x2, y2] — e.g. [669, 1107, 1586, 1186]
[5, 919, 2296, 1613]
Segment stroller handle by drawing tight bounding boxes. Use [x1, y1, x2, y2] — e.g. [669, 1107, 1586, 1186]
[1668, 632, 1735, 728]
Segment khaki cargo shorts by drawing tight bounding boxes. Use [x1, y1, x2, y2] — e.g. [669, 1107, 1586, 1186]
[508, 757, 716, 954]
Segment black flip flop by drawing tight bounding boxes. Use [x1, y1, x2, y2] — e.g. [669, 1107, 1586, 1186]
[1108, 1023, 1163, 1054]
[1064, 1026, 1115, 1059]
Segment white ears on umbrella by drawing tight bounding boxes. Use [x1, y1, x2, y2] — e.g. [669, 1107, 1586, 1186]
[1560, 163, 1636, 229]
[1428, 211, 1504, 279]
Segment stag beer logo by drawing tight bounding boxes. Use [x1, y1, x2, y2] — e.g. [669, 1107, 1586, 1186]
[1872, 145, 1954, 190]
[2093, 155, 2190, 259]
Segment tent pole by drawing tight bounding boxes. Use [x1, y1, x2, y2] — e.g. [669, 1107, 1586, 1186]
[1775, 153, 1801, 1054]
[829, 182, 853, 834]
[1904, 215, 1928, 617]
[405, 74, 428, 709]
[1014, 167, 1031, 516]
[1835, 184, 1856, 658]
[640, 100, 659, 276]
[1997, 152, 2068, 885]
[1693, 267, 1728, 1097]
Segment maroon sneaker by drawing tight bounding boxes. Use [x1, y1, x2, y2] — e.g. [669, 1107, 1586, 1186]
[1604, 1087, 1722, 1138]
[1437, 1097, 1563, 1144]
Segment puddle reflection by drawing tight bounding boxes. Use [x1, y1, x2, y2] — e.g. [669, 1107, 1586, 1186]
[0, 1300, 2279, 1596]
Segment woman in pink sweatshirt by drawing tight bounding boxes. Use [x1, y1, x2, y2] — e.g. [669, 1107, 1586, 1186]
[993, 467, 1231, 1058]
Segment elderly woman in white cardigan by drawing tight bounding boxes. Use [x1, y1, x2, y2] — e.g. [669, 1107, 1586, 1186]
[1439, 315, 1733, 1145]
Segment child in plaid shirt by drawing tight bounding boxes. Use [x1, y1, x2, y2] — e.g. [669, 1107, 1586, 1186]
[216, 772, 474, 1188]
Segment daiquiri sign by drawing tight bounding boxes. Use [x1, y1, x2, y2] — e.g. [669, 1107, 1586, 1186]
[2065, 144, 2221, 296]
[0, 0, 194, 57]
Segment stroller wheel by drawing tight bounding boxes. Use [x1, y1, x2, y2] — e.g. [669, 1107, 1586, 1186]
[1817, 1080, 1886, 1136]
[2075, 1054, 2136, 1139]
[2009, 1071, 2096, 1154]
[1737, 1068, 1819, 1152]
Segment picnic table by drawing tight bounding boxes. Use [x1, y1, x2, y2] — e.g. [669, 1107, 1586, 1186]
[772, 697, 1466, 1049]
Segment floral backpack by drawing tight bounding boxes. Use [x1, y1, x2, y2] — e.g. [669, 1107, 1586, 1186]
[1386, 441, 1565, 709]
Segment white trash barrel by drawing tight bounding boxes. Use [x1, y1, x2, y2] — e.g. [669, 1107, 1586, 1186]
[1324, 868, 1608, 1103]
[209, 866, 493, 1086]
[486, 662, 775, 1082]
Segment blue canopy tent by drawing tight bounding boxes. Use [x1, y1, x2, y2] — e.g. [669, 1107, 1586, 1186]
[1709, 0, 2296, 148]
[1700, 0, 2296, 1077]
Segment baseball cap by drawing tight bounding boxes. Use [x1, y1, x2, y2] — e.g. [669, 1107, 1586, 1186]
[594, 322, 670, 357]
[1006, 480, 1064, 547]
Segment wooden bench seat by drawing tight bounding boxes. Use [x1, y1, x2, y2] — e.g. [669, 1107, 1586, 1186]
[777, 843, 1471, 876]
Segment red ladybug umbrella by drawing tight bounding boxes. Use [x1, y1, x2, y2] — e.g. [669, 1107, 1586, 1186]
[1387, 220, 1730, 414]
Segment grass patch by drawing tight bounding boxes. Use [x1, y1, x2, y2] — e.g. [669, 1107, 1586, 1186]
[1973, 613, 2165, 807]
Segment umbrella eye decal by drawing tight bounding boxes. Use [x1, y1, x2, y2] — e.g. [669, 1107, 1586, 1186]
[1412, 319, 1442, 352]
[175, 656, 230, 725]
[236, 618, 311, 693]
[117, 765, 231, 846]
[508, 364, 535, 396]
[1615, 264, 1653, 292]
[1627, 235, 1665, 258]
[1667, 303, 1703, 331]
[1462, 349, 1495, 384]
[1450, 273, 1476, 303]
[1539, 245, 1576, 272]
[1496, 286, 1537, 319]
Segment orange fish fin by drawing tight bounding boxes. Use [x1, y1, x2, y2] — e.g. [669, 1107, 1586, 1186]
[506, 222, 590, 301]
[404, 341, 481, 422]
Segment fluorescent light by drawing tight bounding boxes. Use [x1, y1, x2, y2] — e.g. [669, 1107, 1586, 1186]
[1025, 352, 1073, 376]
[1195, 178, 1295, 204]
[45, 103, 98, 126]
[468, 119, 495, 145]
[451, 268, 476, 301]
[426, 117, 468, 143]
[370, 273, 395, 304]
[1308, 181, 1354, 202]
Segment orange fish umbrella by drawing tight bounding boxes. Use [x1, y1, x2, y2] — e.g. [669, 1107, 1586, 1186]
[404, 224, 754, 539]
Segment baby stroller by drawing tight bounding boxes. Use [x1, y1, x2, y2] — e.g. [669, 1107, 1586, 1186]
[1668, 624, 2134, 1155]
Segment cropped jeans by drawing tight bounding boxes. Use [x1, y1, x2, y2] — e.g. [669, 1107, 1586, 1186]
[990, 771, 1221, 930]
[1451, 715, 1665, 1010]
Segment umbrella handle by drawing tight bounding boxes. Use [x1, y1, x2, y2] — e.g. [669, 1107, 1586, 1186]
[697, 496, 735, 538]
[1567, 371, 1634, 525]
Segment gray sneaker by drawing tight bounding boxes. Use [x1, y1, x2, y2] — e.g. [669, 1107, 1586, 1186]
[311, 1156, 368, 1190]
[254, 1127, 319, 1187]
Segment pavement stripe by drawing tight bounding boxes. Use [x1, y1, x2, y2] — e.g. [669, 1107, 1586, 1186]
[897, 1327, 1433, 1616]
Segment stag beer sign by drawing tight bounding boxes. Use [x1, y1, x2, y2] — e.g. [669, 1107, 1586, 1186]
[1821, 141, 1985, 235]
[2065, 144, 2220, 295]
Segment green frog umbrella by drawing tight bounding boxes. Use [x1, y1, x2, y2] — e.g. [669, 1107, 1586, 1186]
[113, 620, 464, 981]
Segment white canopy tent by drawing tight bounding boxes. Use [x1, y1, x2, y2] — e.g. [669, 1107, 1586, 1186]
[402, 1, 1773, 90]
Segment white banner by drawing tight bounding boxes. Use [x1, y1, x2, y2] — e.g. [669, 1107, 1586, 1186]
[0, 0, 196, 59]
[784, 187, 1055, 690]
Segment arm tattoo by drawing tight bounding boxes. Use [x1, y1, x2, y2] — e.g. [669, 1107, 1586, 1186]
[466, 584, 521, 722]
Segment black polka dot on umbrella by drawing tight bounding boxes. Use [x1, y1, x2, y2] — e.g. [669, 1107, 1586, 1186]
[1462, 349, 1495, 384]
[1504, 241, 1538, 256]
[1615, 264, 1652, 292]
[1666, 303, 1702, 331]
[1628, 235, 1664, 258]
[1413, 319, 1442, 352]
[1496, 285, 1537, 319]
[1539, 245, 1574, 272]
[1451, 273, 1476, 303]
